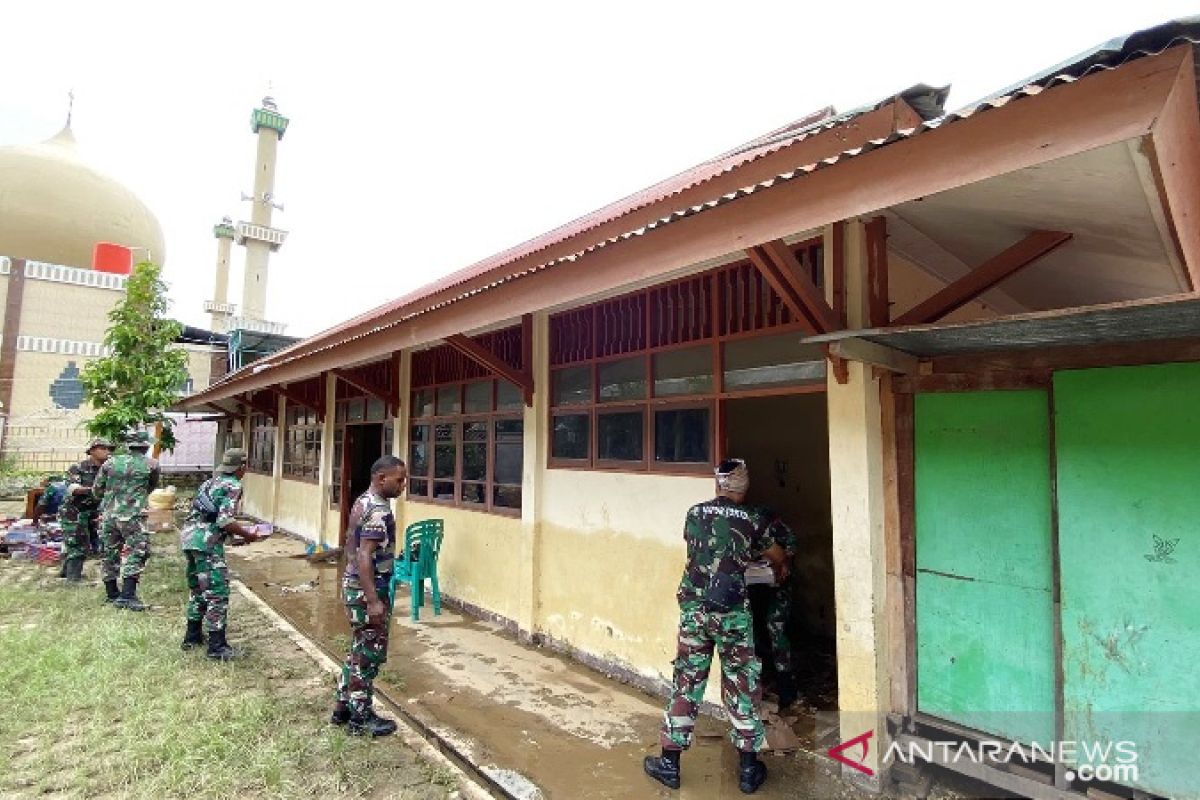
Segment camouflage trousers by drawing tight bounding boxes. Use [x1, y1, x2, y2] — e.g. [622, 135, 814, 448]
[765, 585, 793, 678]
[335, 579, 393, 718]
[60, 507, 99, 562]
[184, 550, 230, 633]
[100, 518, 151, 581]
[660, 606, 764, 752]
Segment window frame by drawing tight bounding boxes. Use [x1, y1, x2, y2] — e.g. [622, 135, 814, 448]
[281, 403, 322, 483]
[247, 413, 276, 475]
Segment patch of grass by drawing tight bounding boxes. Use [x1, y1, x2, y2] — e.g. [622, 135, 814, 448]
[0, 537, 449, 799]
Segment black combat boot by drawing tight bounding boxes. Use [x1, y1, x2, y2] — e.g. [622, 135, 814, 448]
[113, 577, 146, 611]
[643, 748, 681, 789]
[206, 629, 243, 661]
[775, 672, 798, 712]
[63, 558, 85, 584]
[330, 701, 350, 725]
[347, 708, 398, 737]
[103, 579, 120, 603]
[181, 620, 205, 650]
[738, 751, 767, 794]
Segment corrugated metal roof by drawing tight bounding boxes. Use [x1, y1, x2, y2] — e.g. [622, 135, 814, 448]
[801, 294, 1200, 357]
[202, 17, 1200, 396]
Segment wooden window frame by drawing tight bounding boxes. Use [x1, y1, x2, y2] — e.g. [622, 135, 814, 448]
[281, 403, 321, 484]
[222, 418, 246, 457]
[408, 378, 523, 517]
[247, 413, 275, 475]
[329, 394, 394, 509]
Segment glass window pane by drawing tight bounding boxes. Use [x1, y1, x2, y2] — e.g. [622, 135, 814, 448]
[433, 481, 455, 500]
[409, 424, 429, 475]
[494, 485, 522, 510]
[465, 381, 492, 413]
[654, 407, 710, 463]
[434, 423, 456, 479]
[598, 356, 646, 403]
[336, 403, 346, 422]
[460, 483, 485, 505]
[552, 366, 591, 406]
[597, 411, 644, 462]
[654, 346, 713, 397]
[462, 443, 487, 481]
[494, 419, 524, 485]
[723, 336, 826, 390]
[436, 385, 461, 416]
[409, 478, 429, 497]
[366, 397, 385, 421]
[412, 390, 434, 418]
[463, 419, 487, 442]
[552, 414, 589, 460]
[496, 381, 522, 411]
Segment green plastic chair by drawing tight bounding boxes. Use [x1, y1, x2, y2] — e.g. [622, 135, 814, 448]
[390, 519, 444, 620]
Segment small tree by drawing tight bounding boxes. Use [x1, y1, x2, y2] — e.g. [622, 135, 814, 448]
[82, 261, 189, 451]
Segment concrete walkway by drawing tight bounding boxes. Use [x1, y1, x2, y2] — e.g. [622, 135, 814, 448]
[229, 538, 894, 800]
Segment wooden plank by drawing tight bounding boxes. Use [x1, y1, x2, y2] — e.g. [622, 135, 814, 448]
[332, 367, 394, 410]
[880, 375, 907, 716]
[240, 391, 276, 419]
[829, 221, 846, 327]
[444, 334, 535, 406]
[829, 337, 919, 374]
[745, 246, 821, 334]
[893, 231, 1073, 326]
[760, 238, 840, 332]
[896, 390, 917, 718]
[1146, 46, 1200, 291]
[823, 345, 850, 384]
[273, 383, 323, 419]
[896, 371, 1051, 393]
[180, 49, 1185, 404]
[865, 216, 890, 327]
[931, 336, 1200, 374]
[892, 735, 1081, 800]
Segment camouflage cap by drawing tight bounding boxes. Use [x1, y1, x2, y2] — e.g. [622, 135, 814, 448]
[86, 437, 114, 453]
[124, 430, 153, 448]
[216, 448, 248, 474]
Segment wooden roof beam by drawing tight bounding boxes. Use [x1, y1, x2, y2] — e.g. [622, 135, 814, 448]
[892, 231, 1072, 326]
[828, 337, 919, 375]
[272, 383, 325, 422]
[746, 246, 819, 334]
[760, 239, 841, 333]
[332, 368, 397, 417]
[444, 334, 535, 406]
[239, 392, 277, 419]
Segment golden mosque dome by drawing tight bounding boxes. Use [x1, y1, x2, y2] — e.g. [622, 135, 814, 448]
[0, 125, 165, 268]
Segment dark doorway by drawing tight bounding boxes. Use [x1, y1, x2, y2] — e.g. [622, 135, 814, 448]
[724, 392, 838, 711]
[338, 422, 384, 546]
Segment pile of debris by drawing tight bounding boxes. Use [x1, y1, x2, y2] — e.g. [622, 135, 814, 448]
[0, 517, 62, 565]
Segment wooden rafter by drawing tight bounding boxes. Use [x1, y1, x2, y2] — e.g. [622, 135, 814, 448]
[746, 247, 817, 335]
[444, 334, 535, 406]
[748, 240, 840, 334]
[272, 383, 325, 422]
[239, 392, 277, 419]
[865, 216, 890, 326]
[332, 368, 396, 416]
[828, 338, 919, 375]
[892, 231, 1073, 326]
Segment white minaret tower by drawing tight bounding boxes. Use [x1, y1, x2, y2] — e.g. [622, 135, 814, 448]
[235, 96, 289, 326]
[204, 217, 237, 332]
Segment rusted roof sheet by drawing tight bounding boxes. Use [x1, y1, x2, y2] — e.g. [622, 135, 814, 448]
[196, 17, 1200, 398]
[802, 294, 1200, 357]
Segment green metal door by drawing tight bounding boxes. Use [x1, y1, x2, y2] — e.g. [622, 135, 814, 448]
[1054, 363, 1200, 799]
[915, 391, 1056, 745]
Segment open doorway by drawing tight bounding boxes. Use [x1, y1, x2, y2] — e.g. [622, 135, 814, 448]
[338, 422, 384, 546]
[724, 392, 838, 712]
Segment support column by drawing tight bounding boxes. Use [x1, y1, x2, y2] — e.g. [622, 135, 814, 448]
[395, 350, 412, 521]
[825, 220, 892, 788]
[0, 258, 27, 455]
[516, 312, 548, 641]
[270, 393, 285, 527]
[318, 372, 337, 546]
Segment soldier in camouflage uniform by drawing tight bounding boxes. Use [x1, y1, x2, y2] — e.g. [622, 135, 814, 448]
[58, 438, 112, 583]
[331, 455, 407, 737]
[757, 509, 799, 711]
[93, 431, 160, 611]
[645, 459, 788, 795]
[179, 448, 261, 660]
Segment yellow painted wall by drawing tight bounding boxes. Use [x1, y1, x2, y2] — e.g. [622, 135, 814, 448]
[241, 471, 275, 522]
[401, 501, 525, 624]
[275, 477, 322, 542]
[9, 351, 96, 420]
[184, 347, 214, 393]
[537, 469, 711, 684]
[18, 280, 117, 341]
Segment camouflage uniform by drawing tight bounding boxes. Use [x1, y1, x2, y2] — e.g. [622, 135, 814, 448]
[93, 446, 160, 583]
[61, 457, 104, 562]
[180, 474, 242, 633]
[760, 511, 798, 681]
[660, 497, 773, 753]
[335, 490, 396, 720]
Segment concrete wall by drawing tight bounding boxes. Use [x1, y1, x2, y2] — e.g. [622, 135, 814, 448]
[18, 279, 115, 341]
[241, 471, 275, 521]
[537, 469, 710, 683]
[276, 477, 322, 541]
[401, 501, 525, 624]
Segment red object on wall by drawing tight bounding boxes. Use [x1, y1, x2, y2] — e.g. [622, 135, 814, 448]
[92, 242, 133, 274]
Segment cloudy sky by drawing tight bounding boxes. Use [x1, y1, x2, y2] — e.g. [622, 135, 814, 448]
[2, 1, 1196, 338]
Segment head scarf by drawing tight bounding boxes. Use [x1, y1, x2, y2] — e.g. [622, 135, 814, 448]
[715, 458, 749, 494]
